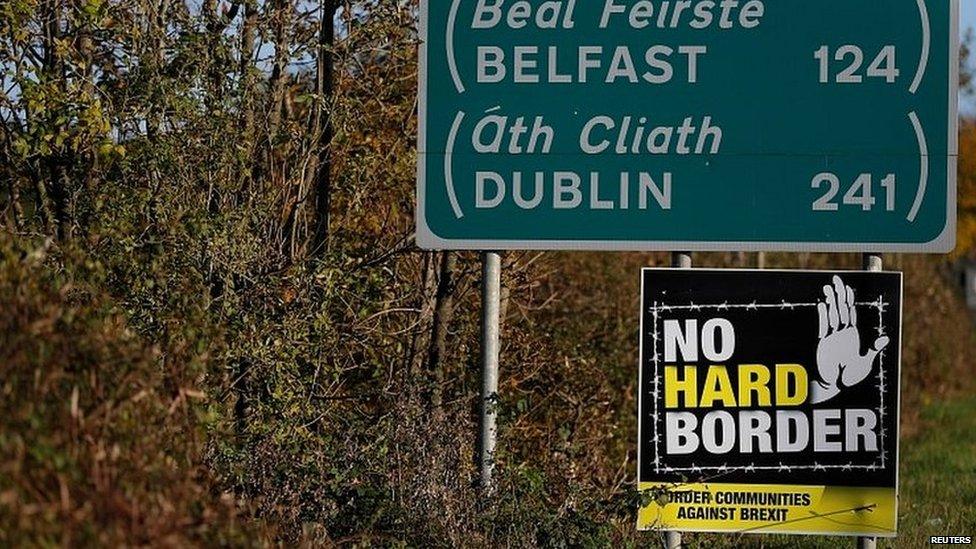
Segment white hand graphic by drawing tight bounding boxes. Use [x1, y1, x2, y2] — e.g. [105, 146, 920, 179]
[810, 276, 889, 404]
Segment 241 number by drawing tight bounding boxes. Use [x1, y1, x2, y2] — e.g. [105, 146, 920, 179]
[812, 173, 896, 212]
[814, 45, 899, 84]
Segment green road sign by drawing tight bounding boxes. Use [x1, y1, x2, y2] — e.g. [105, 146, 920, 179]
[416, 0, 959, 252]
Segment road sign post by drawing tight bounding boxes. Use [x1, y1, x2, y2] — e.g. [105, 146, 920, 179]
[672, 252, 692, 270]
[479, 251, 502, 490]
[859, 253, 883, 549]
[668, 251, 691, 549]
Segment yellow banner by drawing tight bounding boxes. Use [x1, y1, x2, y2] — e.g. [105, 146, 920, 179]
[637, 482, 896, 537]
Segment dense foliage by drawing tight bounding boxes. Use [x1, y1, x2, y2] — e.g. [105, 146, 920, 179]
[1, 1, 975, 546]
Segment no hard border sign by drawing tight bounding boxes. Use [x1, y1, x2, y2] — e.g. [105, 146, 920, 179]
[637, 269, 902, 537]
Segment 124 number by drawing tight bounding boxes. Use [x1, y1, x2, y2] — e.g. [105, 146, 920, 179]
[814, 45, 899, 84]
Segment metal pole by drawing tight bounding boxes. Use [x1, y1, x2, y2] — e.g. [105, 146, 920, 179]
[479, 251, 502, 490]
[857, 537, 877, 549]
[672, 251, 692, 269]
[863, 253, 883, 272]
[858, 253, 881, 549]
[665, 252, 691, 549]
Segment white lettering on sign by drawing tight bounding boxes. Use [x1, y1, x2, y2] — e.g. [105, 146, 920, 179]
[663, 318, 736, 362]
[472, 115, 554, 154]
[473, 171, 672, 211]
[472, 0, 578, 30]
[580, 116, 723, 155]
[470, 0, 768, 31]
[665, 408, 880, 455]
[475, 45, 709, 85]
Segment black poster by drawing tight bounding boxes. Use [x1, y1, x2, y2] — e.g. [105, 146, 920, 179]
[637, 269, 902, 536]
